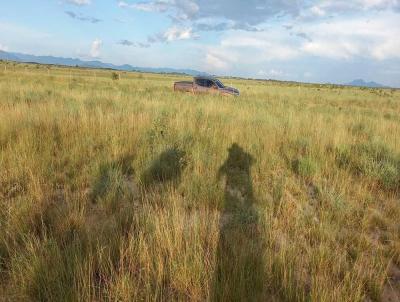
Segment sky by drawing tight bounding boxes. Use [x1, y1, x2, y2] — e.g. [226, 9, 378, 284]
[1, 0, 400, 87]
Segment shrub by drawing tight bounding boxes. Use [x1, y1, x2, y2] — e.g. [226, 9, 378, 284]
[290, 137, 311, 156]
[349, 122, 373, 139]
[292, 156, 318, 178]
[91, 157, 136, 213]
[336, 142, 400, 191]
[111, 72, 119, 80]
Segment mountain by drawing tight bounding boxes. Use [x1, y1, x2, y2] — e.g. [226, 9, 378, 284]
[0, 51, 20, 61]
[0, 50, 208, 76]
[345, 79, 386, 88]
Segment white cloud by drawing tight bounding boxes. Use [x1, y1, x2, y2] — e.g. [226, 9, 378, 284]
[200, 10, 400, 76]
[203, 30, 300, 73]
[220, 34, 299, 61]
[302, 40, 361, 60]
[300, 12, 400, 60]
[119, 0, 199, 21]
[311, 0, 400, 15]
[90, 39, 102, 57]
[270, 69, 284, 76]
[258, 69, 284, 77]
[371, 39, 400, 60]
[204, 48, 240, 71]
[309, 6, 326, 17]
[0, 43, 8, 51]
[205, 53, 230, 70]
[163, 26, 196, 41]
[66, 0, 91, 6]
[173, 0, 199, 20]
[147, 26, 198, 43]
[118, 0, 170, 12]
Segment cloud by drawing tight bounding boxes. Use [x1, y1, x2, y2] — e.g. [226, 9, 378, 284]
[196, 0, 300, 25]
[309, 5, 326, 17]
[193, 19, 263, 32]
[294, 32, 312, 42]
[116, 25, 197, 48]
[0, 43, 8, 51]
[119, 0, 301, 31]
[308, 0, 400, 17]
[118, 40, 150, 48]
[66, 0, 91, 6]
[90, 39, 102, 57]
[65, 11, 102, 23]
[218, 32, 300, 61]
[300, 12, 400, 60]
[148, 26, 198, 43]
[118, 0, 171, 12]
[162, 26, 197, 41]
[258, 69, 284, 77]
[200, 10, 400, 75]
[119, 0, 400, 34]
[205, 52, 230, 70]
[203, 46, 242, 71]
[301, 41, 359, 60]
[120, 0, 199, 20]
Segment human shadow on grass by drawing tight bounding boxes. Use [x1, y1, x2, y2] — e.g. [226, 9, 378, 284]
[28, 154, 139, 302]
[141, 147, 186, 189]
[212, 143, 265, 302]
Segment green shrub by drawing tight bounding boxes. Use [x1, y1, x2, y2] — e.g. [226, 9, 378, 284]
[336, 142, 400, 191]
[111, 72, 119, 80]
[292, 156, 318, 178]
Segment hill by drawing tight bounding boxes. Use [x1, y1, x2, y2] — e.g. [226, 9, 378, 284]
[0, 50, 207, 76]
[345, 78, 386, 88]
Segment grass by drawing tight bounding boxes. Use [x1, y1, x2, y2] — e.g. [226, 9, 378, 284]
[0, 61, 400, 301]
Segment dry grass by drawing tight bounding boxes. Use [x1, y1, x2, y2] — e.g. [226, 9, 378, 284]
[0, 61, 400, 301]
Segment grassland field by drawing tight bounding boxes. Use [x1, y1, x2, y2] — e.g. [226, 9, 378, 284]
[0, 61, 400, 301]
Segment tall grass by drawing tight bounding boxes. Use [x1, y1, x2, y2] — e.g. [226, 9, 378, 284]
[0, 62, 400, 301]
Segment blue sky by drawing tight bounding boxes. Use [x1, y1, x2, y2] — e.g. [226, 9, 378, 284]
[1, 0, 400, 87]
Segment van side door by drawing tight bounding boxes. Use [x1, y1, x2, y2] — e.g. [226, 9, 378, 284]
[202, 79, 217, 93]
[194, 78, 208, 93]
[209, 80, 219, 94]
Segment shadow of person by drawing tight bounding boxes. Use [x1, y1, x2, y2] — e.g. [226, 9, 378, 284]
[141, 147, 186, 189]
[212, 143, 265, 302]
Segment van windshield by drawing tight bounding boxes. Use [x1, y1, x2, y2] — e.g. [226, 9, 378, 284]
[215, 79, 225, 88]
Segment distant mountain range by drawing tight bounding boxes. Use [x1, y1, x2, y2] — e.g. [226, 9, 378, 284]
[345, 79, 387, 88]
[0, 50, 208, 76]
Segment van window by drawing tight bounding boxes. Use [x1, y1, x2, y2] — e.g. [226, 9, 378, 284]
[205, 80, 214, 87]
[215, 79, 225, 88]
[195, 79, 206, 87]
